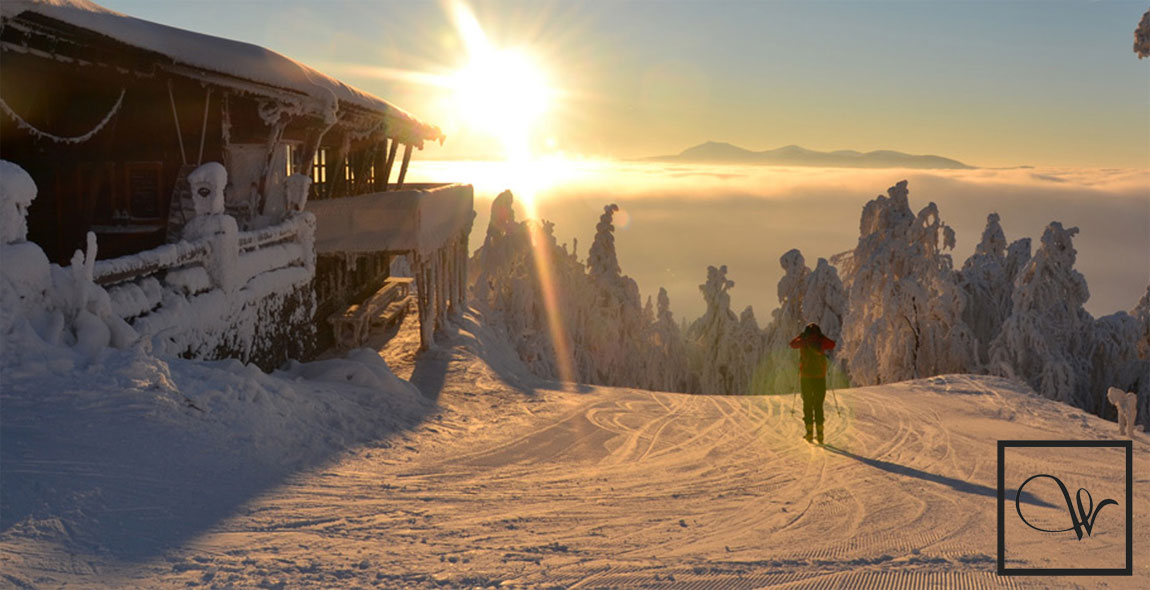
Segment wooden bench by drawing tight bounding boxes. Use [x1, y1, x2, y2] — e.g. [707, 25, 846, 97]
[329, 277, 414, 348]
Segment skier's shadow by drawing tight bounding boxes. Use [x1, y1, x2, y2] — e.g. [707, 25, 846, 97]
[821, 445, 1055, 508]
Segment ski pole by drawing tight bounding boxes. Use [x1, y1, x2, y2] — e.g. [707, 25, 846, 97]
[790, 390, 798, 416]
[830, 385, 842, 417]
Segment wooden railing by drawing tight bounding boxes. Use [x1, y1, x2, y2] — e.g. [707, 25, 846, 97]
[93, 214, 310, 287]
[93, 240, 211, 287]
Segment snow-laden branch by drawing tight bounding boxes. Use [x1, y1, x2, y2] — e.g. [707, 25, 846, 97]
[1136, 8, 1150, 58]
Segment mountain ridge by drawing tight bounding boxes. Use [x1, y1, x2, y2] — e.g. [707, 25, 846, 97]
[652, 141, 973, 169]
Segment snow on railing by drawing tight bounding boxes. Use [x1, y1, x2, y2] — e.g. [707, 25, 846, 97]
[239, 218, 306, 253]
[3, 159, 319, 368]
[93, 240, 211, 287]
[93, 214, 312, 289]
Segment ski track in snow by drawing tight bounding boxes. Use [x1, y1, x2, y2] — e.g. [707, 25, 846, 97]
[2, 313, 1148, 589]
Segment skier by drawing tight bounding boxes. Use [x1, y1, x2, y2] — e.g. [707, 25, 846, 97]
[789, 323, 836, 444]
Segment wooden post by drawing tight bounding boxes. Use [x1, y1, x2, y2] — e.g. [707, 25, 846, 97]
[256, 119, 286, 214]
[328, 133, 351, 200]
[382, 139, 399, 191]
[396, 143, 413, 190]
[446, 239, 457, 316]
[433, 251, 443, 330]
[437, 247, 449, 324]
[373, 139, 388, 192]
[414, 251, 432, 350]
[457, 236, 468, 311]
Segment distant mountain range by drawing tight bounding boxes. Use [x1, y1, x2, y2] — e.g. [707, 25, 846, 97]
[650, 141, 973, 169]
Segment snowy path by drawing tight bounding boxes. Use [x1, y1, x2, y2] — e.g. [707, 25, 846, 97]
[3, 313, 1148, 589]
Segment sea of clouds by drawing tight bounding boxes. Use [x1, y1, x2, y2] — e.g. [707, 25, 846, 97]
[411, 161, 1149, 322]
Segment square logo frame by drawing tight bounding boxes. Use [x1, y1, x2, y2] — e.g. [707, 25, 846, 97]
[997, 439, 1133, 576]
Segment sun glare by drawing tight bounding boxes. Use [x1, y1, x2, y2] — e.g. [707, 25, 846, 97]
[449, 2, 553, 165]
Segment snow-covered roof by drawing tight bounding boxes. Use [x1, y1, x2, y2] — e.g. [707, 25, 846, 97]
[1, 0, 443, 145]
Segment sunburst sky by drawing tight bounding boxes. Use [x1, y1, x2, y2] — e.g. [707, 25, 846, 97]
[100, 0, 1149, 168]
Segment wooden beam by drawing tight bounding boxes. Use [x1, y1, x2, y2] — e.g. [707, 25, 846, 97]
[396, 143, 413, 190]
[373, 139, 388, 192]
[382, 139, 399, 191]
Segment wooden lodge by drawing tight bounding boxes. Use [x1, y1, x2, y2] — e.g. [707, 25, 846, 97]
[0, 0, 474, 365]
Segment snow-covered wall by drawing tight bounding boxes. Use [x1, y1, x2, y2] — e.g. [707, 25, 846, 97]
[307, 184, 474, 254]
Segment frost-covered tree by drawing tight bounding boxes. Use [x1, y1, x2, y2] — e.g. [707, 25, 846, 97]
[958, 213, 1030, 364]
[802, 258, 846, 342]
[734, 306, 766, 395]
[587, 204, 622, 281]
[759, 250, 848, 394]
[471, 190, 525, 309]
[1136, 8, 1150, 58]
[840, 180, 978, 385]
[469, 192, 582, 378]
[583, 204, 645, 385]
[471, 195, 690, 391]
[1107, 286, 1150, 428]
[687, 265, 747, 395]
[762, 249, 811, 395]
[1133, 285, 1150, 360]
[802, 257, 848, 386]
[642, 287, 690, 392]
[1091, 311, 1146, 421]
[989, 222, 1096, 408]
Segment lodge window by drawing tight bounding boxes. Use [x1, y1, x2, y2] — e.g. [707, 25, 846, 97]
[124, 162, 163, 219]
[312, 149, 327, 184]
[285, 144, 302, 176]
[310, 148, 328, 199]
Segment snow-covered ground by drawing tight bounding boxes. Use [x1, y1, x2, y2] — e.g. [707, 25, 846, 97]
[2, 310, 1147, 589]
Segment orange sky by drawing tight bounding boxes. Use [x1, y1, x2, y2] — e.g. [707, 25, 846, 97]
[102, 1, 1150, 168]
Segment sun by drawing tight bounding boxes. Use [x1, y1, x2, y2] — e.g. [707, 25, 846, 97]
[449, 2, 552, 162]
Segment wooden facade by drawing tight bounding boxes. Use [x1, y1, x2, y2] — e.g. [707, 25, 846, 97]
[0, 8, 438, 263]
[1, 1, 471, 360]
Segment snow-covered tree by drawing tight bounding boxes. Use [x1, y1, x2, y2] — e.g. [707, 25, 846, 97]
[802, 257, 848, 387]
[1112, 286, 1150, 428]
[734, 306, 766, 395]
[840, 180, 978, 385]
[1133, 285, 1150, 360]
[470, 192, 582, 378]
[1091, 311, 1145, 419]
[583, 204, 645, 385]
[761, 249, 811, 395]
[758, 249, 848, 394]
[642, 287, 690, 392]
[1136, 8, 1150, 58]
[587, 204, 622, 281]
[687, 265, 747, 395]
[958, 213, 1030, 364]
[989, 222, 1096, 408]
[802, 258, 847, 343]
[471, 195, 690, 391]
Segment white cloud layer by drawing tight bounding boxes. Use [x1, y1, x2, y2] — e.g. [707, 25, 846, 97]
[412, 161, 1149, 321]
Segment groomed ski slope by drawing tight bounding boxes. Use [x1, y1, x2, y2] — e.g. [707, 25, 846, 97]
[2, 311, 1147, 589]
